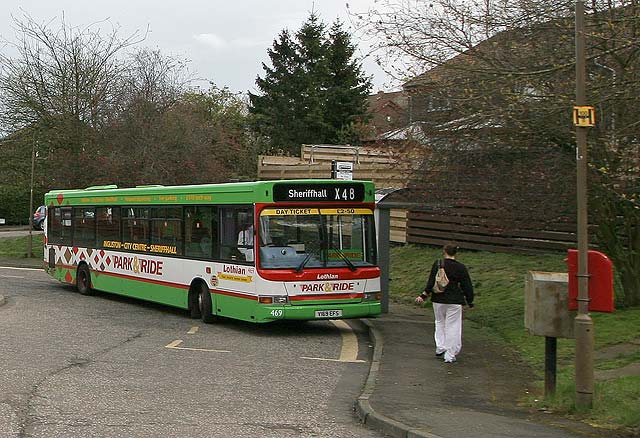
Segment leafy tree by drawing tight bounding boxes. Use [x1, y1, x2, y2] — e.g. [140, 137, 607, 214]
[103, 82, 257, 187]
[250, 13, 371, 155]
[181, 85, 259, 181]
[358, 1, 640, 306]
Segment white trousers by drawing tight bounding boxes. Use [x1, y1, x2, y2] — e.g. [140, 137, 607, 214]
[433, 303, 463, 361]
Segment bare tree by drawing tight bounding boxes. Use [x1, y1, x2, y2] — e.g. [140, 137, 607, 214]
[0, 13, 143, 187]
[357, 0, 640, 306]
[122, 48, 192, 109]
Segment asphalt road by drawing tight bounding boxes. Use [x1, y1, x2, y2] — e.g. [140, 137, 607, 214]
[0, 267, 381, 438]
[0, 228, 41, 238]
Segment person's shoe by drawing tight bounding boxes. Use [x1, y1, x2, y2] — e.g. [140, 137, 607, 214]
[435, 351, 445, 357]
[444, 357, 456, 363]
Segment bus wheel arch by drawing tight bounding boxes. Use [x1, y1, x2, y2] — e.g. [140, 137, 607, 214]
[76, 263, 95, 296]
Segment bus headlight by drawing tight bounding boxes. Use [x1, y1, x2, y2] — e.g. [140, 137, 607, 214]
[259, 295, 288, 304]
[363, 292, 382, 302]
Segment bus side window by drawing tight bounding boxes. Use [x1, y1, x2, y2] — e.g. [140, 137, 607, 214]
[150, 207, 182, 255]
[96, 207, 121, 245]
[49, 207, 73, 246]
[73, 207, 96, 248]
[123, 207, 149, 245]
[185, 206, 216, 259]
[219, 206, 253, 263]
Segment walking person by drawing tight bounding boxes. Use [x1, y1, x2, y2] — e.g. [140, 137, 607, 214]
[415, 244, 474, 363]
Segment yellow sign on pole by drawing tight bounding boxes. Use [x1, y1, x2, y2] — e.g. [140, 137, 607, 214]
[573, 106, 596, 127]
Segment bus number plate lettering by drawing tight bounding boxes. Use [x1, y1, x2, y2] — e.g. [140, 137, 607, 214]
[315, 309, 342, 318]
[270, 310, 283, 318]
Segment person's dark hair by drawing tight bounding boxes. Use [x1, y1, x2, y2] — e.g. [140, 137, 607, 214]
[443, 244, 458, 257]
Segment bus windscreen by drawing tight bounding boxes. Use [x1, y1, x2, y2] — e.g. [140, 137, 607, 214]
[258, 208, 376, 270]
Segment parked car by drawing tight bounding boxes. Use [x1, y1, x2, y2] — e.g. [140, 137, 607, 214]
[33, 205, 46, 230]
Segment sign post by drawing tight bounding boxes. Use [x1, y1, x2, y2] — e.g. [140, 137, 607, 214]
[574, 0, 595, 409]
[331, 161, 354, 180]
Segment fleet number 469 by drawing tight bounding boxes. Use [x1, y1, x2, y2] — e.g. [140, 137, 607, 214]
[270, 310, 283, 318]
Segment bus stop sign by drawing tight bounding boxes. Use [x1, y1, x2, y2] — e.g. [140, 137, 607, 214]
[565, 249, 614, 312]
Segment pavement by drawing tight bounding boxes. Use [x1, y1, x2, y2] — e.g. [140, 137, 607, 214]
[357, 303, 618, 438]
[0, 251, 623, 437]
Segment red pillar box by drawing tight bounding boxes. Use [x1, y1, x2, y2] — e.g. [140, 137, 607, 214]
[565, 249, 614, 312]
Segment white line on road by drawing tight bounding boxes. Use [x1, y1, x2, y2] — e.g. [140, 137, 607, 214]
[0, 274, 25, 279]
[0, 266, 42, 272]
[302, 319, 365, 363]
[164, 339, 230, 353]
[187, 326, 199, 334]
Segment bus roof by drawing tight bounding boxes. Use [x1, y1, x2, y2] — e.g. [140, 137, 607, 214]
[44, 179, 376, 206]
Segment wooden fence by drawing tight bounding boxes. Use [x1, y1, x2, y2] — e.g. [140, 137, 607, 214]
[390, 209, 408, 244]
[406, 208, 577, 254]
[300, 144, 398, 165]
[258, 144, 414, 189]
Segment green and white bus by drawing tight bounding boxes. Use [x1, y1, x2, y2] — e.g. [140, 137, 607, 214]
[44, 180, 381, 323]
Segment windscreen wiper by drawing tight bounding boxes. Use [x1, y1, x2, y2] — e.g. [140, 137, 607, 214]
[327, 240, 357, 272]
[295, 253, 312, 273]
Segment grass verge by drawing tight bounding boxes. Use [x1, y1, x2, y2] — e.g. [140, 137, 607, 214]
[0, 234, 44, 259]
[390, 244, 640, 434]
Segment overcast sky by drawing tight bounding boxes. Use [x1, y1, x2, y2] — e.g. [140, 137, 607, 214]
[1, 0, 397, 94]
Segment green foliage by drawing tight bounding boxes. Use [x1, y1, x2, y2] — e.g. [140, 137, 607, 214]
[249, 14, 371, 154]
[391, 244, 640, 430]
[0, 179, 47, 226]
[0, 129, 49, 224]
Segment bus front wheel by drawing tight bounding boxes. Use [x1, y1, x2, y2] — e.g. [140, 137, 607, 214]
[188, 283, 201, 319]
[198, 283, 216, 324]
[76, 264, 94, 296]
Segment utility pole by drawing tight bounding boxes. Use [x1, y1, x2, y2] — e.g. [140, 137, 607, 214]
[574, 0, 594, 409]
[28, 134, 36, 258]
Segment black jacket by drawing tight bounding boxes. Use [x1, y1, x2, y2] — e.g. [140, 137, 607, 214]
[424, 258, 474, 305]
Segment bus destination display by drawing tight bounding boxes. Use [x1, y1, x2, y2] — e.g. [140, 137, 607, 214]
[273, 183, 365, 202]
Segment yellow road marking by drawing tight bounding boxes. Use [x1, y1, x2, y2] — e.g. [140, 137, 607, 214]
[164, 339, 230, 353]
[187, 326, 199, 334]
[301, 320, 365, 363]
[301, 356, 365, 363]
[332, 319, 364, 362]
[165, 340, 183, 348]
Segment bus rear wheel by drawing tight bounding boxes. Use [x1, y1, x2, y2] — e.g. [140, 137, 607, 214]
[198, 283, 216, 324]
[76, 264, 94, 296]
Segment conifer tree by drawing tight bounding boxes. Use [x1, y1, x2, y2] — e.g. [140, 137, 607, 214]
[250, 30, 302, 154]
[249, 14, 371, 155]
[325, 20, 371, 144]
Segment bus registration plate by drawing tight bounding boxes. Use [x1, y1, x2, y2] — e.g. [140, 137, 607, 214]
[315, 309, 342, 318]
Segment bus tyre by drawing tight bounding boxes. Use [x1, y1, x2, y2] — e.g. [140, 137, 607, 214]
[198, 283, 216, 324]
[76, 264, 94, 296]
[188, 285, 202, 319]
